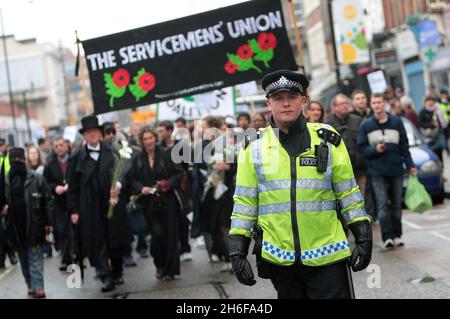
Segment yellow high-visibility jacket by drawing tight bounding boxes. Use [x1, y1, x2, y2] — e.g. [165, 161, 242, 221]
[230, 123, 370, 267]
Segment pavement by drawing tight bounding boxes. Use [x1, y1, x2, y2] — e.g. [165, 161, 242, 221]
[1, 153, 450, 299]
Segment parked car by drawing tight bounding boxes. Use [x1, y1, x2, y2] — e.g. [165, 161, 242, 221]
[402, 117, 445, 203]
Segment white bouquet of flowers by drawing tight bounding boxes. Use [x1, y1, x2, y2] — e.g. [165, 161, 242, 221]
[107, 140, 133, 219]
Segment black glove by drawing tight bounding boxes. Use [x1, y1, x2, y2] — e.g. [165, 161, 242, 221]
[229, 235, 256, 286]
[348, 221, 372, 272]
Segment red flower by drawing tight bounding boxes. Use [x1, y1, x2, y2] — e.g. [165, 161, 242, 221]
[112, 69, 130, 88]
[224, 60, 239, 74]
[138, 72, 156, 91]
[237, 44, 254, 60]
[257, 32, 277, 50]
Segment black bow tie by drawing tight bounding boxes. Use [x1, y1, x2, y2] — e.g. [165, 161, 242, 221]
[88, 149, 100, 153]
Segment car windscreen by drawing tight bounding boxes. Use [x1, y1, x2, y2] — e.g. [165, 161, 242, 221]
[402, 119, 423, 147]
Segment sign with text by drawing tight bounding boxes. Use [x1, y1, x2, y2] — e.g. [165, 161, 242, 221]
[157, 87, 234, 121]
[367, 70, 387, 94]
[81, 0, 296, 115]
[418, 20, 442, 48]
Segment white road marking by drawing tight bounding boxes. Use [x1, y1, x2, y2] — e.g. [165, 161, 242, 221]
[423, 223, 450, 230]
[402, 218, 450, 243]
[0, 266, 15, 281]
[402, 219, 424, 230]
[430, 231, 450, 243]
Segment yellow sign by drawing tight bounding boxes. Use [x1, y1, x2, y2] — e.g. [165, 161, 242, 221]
[131, 111, 156, 123]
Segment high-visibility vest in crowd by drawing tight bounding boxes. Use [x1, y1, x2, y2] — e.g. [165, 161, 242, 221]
[437, 102, 449, 123]
[0, 153, 11, 177]
[230, 123, 370, 267]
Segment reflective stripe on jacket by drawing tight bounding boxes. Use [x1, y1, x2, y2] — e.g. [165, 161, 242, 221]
[230, 123, 370, 267]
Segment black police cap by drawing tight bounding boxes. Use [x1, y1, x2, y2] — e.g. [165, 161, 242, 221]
[261, 69, 309, 98]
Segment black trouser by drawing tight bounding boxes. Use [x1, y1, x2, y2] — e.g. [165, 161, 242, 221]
[179, 214, 191, 254]
[269, 260, 352, 299]
[55, 212, 73, 265]
[365, 176, 377, 220]
[60, 232, 73, 265]
[95, 223, 126, 281]
[0, 220, 16, 266]
[149, 207, 180, 277]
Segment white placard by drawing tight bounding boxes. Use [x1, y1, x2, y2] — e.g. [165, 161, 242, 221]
[194, 91, 217, 110]
[63, 126, 79, 143]
[237, 81, 258, 97]
[396, 29, 419, 61]
[157, 87, 234, 121]
[31, 128, 46, 146]
[367, 70, 387, 94]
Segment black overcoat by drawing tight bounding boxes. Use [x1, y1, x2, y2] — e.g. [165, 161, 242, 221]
[67, 142, 133, 266]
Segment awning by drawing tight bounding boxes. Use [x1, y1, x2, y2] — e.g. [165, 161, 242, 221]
[430, 47, 450, 73]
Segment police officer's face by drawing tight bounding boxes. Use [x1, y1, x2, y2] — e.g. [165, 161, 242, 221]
[266, 91, 305, 126]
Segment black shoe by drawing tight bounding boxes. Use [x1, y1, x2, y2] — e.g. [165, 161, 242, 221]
[0, 263, 5, 269]
[156, 268, 164, 280]
[101, 278, 116, 292]
[8, 254, 18, 265]
[123, 257, 137, 267]
[113, 275, 124, 286]
[162, 275, 175, 281]
[59, 263, 69, 272]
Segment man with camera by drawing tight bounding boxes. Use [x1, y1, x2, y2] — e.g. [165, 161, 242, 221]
[357, 93, 417, 249]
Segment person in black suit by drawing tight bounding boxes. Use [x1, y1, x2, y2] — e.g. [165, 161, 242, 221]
[44, 136, 72, 271]
[67, 115, 133, 292]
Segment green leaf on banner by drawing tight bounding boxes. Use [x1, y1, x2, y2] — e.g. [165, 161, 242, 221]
[248, 39, 264, 56]
[129, 68, 150, 102]
[129, 83, 147, 102]
[104, 73, 126, 108]
[227, 53, 244, 66]
[134, 68, 147, 81]
[254, 49, 274, 68]
[237, 58, 254, 71]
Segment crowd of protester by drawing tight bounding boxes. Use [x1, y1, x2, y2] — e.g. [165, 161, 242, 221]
[1, 84, 449, 298]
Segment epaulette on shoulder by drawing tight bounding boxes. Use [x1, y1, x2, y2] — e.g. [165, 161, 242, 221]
[243, 130, 263, 150]
[317, 127, 341, 147]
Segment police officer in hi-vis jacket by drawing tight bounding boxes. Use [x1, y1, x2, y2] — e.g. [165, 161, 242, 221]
[229, 70, 372, 299]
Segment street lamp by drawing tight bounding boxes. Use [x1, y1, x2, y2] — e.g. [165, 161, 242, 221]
[0, 7, 18, 139]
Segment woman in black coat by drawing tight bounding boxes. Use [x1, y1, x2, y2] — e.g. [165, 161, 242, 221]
[127, 126, 185, 280]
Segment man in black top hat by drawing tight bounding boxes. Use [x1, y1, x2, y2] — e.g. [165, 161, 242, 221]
[67, 115, 133, 292]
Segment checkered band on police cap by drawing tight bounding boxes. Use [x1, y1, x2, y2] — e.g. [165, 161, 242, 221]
[261, 69, 309, 98]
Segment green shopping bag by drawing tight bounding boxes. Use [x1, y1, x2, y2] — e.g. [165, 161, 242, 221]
[405, 175, 433, 213]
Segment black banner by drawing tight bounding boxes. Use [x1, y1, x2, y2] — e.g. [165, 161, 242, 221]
[81, 0, 297, 115]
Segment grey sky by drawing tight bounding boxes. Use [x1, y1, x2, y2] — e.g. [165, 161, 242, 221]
[0, 0, 246, 51]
